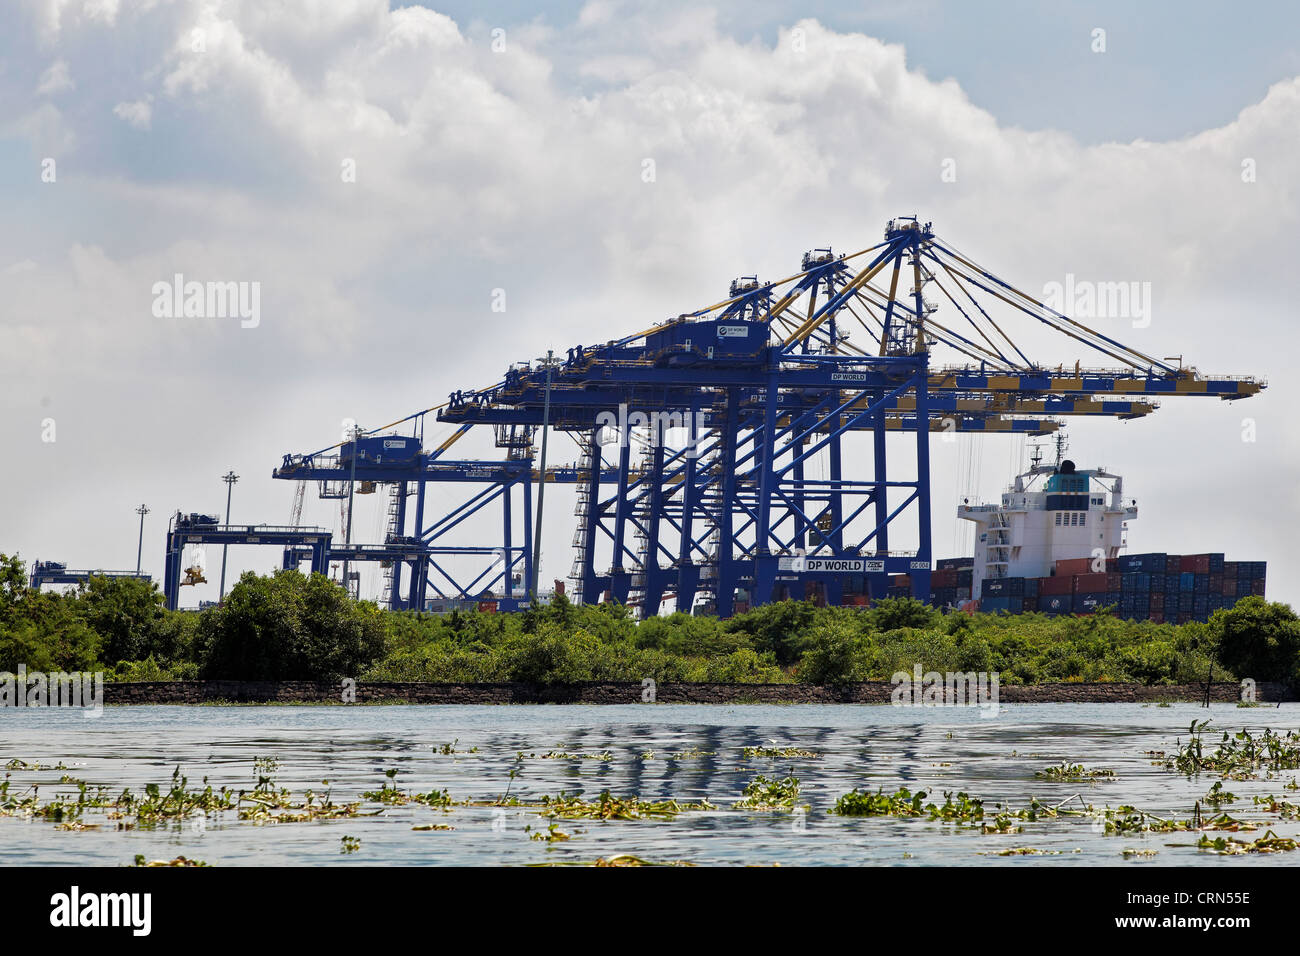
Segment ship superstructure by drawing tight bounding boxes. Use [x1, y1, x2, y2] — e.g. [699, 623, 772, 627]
[958, 441, 1137, 599]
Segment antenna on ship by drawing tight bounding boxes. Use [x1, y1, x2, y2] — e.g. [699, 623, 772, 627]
[1053, 431, 1069, 468]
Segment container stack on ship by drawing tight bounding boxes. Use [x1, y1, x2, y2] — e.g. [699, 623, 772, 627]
[917, 447, 1265, 621]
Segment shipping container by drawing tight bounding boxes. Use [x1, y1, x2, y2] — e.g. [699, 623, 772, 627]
[1179, 572, 1195, 591]
[1039, 575, 1074, 595]
[1073, 572, 1109, 594]
[1039, 594, 1071, 614]
[1118, 552, 1167, 573]
[1149, 611, 1164, 624]
[1074, 593, 1104, 613]
[1165, 556, 1183, 574]
[931, 568, 958, 588]
[936, 557, 974, 570]
[1150, 593, 1164, 611]
[1056, 557, 1095, 576]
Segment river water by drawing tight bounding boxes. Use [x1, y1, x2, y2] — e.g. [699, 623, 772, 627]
[2, 703, 1298, 866]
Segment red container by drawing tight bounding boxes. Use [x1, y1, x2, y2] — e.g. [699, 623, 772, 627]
[1176, 612, 1192, 624]
[1106, 573, 1122, 591]
[1150, 593, 1164, 610]
[1220, 578, 1236, 596]
[1252, 579, 1266, 596]
[1056, 558, 1094, 576]
[891, 574, 910, 587]
[1073, 572, 1109, 594]
[1149, 611, 1164, 624]
[931, 569, 958, 587]
[477, 600, 498, 613]
[1180, 554, 1211, 574]
[1223, 561, 1238, 578]
[1039, 575, 1074, 595]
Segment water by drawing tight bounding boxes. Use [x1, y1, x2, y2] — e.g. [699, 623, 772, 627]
[2, 703, 1298, 866]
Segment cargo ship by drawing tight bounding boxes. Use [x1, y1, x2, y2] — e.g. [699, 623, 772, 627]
[919, 443, 1266, 622]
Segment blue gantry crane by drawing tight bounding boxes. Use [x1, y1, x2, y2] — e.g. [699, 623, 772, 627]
[272, 216, 1264, 616]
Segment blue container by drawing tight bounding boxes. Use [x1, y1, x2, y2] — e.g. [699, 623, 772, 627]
[1149, 574, 1165, 593]
[1180, 572, 1195, 591]
[1118, 552, 1167, 573]
[1194, 573, 1209, 592]
[1208, 553, 1225, 573]
[1166, 574, 1181, 592]
[981, 596, 1012, 612]
[1040, 594, 1071, 614]
[1024, 577, 1039, 598]
[1178, 593, 1194, 612]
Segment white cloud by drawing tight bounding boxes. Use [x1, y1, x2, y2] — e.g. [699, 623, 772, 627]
[0, 3, 1296, 605]
[112, 96, 152, 129]
[36, 58, 74, 96]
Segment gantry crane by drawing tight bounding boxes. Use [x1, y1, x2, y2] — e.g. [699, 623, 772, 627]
[274, 216, 1263, 615]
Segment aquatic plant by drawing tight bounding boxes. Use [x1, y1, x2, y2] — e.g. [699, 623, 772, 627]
[340, 835, 361, 854]
[1035, 763, 1116, 782]
[830, 786, 927, 817]
[132, 855, 208, 867]
[1196, 831, 1298, 854]
[742, 745, 820, 759]
[733, 775, 802, 811]
[530, 790, 714, 821]
[1165, 721, 1300, 777]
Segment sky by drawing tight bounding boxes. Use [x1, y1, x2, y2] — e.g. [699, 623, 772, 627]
[1, 0, 1297, 607]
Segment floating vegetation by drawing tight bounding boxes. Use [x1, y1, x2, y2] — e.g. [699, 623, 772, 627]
[742, 745, 820, 759]
[1165, 721, 1300, 777]
[412, 823, 454, 831]
[1202, 781, 1236, 807]
[539, 791, 713, 821]
[979, 847, 1079, 856]
[733, 775, 802, 811]
[537, 751, 614, 762]
[669, 748, 715, 760]
[1035, 763, 1116, 782]
[1196, 831, 1299, 854]
[252, 756, 279, 775]
[980, 814, 1023, 834]
[532, 854, 694, 867]
[434, 740, 479, 755]
[132, 855, 208, 867]
[830, 786, 927, 818]
[1122, 848, 1159, 858]
[829, 787, 989, 826]
[1252, 795, 1300, 819]
[1095, 805, 1258, 835]
[340, 835, 361, 854]
[4, 759, 70, 771]
[528, 822, 572, 842]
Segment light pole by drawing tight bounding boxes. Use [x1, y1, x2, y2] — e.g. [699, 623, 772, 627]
[343, 423, 362, 598]
[134, 504, 149, 574]
[529, 350, 554, 602]
[218, 471, 239, 601]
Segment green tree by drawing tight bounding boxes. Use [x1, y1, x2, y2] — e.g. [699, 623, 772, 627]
[197, 570, 387, 680]
[75, 575, 169, 664]
[1209, 597, 1300, 684]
